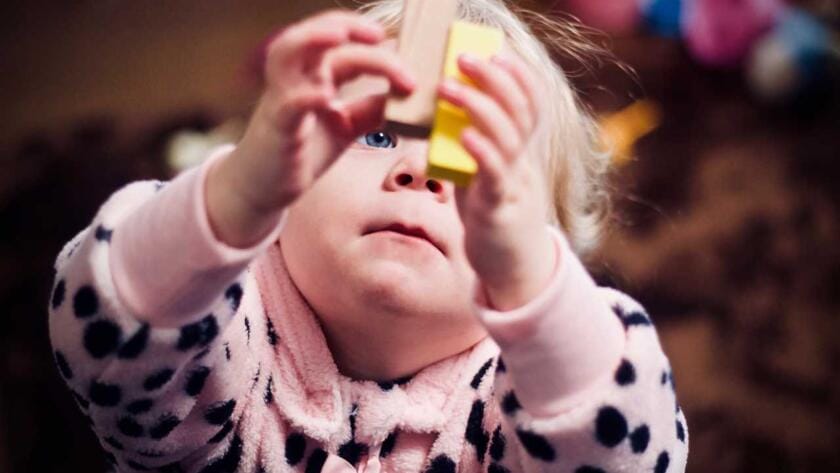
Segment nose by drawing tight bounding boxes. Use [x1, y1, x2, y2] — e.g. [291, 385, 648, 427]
[394, 171, 443, 193]
[385, 147, 448, 199]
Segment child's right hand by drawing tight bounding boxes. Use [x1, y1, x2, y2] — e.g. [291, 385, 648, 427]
[206, 10, 415, 247]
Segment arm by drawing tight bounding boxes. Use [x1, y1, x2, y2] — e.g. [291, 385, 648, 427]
[473, 226, 689, 472]
[47, 145, 284, 469]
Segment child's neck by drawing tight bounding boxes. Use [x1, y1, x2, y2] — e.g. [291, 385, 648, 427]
[318, 312, 488, 382]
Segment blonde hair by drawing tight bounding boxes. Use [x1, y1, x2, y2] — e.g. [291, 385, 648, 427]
[355, 0, 613, 257]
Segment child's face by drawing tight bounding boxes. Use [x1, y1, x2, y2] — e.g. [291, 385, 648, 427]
[278, 116, 485, 340]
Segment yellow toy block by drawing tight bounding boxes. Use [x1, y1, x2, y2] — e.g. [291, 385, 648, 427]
[427, 21, 504, 187]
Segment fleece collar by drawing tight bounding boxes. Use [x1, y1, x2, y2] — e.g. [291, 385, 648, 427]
[252, 240, 500, 450]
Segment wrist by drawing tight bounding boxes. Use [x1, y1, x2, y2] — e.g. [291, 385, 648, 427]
[205, 150, 285, 249]
[481, 228, 558, 311]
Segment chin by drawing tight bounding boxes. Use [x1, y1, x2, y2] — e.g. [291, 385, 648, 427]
[354, 260, 460, 318]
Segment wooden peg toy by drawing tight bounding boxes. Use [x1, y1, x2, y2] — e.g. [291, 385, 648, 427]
[384, 0, 458, 136]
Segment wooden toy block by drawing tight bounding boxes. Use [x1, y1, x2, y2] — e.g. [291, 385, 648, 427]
[427, 20, 504, 187]
[384, 0, 458, 136]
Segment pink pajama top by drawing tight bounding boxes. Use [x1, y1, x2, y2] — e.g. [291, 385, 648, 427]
[48, 145, 689, 472]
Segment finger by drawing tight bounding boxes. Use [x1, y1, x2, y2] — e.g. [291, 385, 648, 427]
[322, 93, 388, 141]
[438, 79, 522, 161]
[267, 11, 385, 68]
[323, 44, 416, 96]
[285, 9, 384, 47]
[490, 54, 541, 125]
[461, 127, 507, 205]
[270, 87, 332, 134]
[457, 54, 534, 137]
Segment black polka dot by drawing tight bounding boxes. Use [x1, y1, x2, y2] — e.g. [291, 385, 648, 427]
[84, 320, 122, 359]
[495, 356, 506, 373]
[595, 406, 628, 448]
[136, 448, 166, 458]
[225, 283, 243, 312]
[501, 391, 521, 415]
[614, 359, 636, 386]
[199, 435, 242, 473]
[104, 436, 124, 450]
[575, 467, 606, 473]
[177, 315, 219, 351]
[186, 366, 211, 397]
[224, 343, 231, 361]
[629, 424, 650, 453]
[470, 358, 494, 389]
[73, 285, 99, 318]
[126, 399, 154, 415]
[612, 304, 652, 329]
[118, 324, 149, 359]
[266, 317, 278, 346]
[305, 448, 327, 473]
[661, 370, 668, 385]
[204, 399, 236, 425]
[54, 350, 73, 379]
[51, 278, 66, 310]
[127, 459, 151, 471]
[377, 374, 413, 391]
[425, 454, 456, 473]
[117, 416, 144, 437]
[263, 375, 274, 404]
[249, 365, 261, 392]
[208, 420, 234, 444]
[465, 400, 489, 463]
[654, 451, 670, 473]
[676, 419, 685, 442]
[89, 380, 122, 407]
[488, 463, 512, 473]
[380, 431, 397, 458]
[103, 451, 117, 466]
[244, 317, 251, 344]
[349, 403, 358, 436]
[149, 414, 180, 440]
[489, 425, 506, 461]
[158, 463, 182, 473]
[515, 429, 556, 462]
[143, 368, 174, 391]
[95, 225, 113, 242]
[338, 439, 369, 467]
[284, 432, 306, 465]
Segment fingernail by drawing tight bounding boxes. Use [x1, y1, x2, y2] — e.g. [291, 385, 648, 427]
[459, 53, 478, 68]
[440, 79, 460, 95]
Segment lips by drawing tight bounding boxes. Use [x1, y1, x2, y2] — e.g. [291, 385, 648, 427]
[365, 222, 445, 255]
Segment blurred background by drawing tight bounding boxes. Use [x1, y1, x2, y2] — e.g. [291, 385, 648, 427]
[1, 0, 838, 472]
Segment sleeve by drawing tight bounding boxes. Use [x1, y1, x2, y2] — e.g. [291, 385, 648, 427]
[46, 145, 287, 471]
[472, 225, 689, 473]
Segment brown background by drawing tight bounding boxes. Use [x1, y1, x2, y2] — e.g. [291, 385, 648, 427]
[1, 1, 838, 472]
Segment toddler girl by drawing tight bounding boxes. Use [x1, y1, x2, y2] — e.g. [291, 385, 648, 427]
[48, 0, 689, 471]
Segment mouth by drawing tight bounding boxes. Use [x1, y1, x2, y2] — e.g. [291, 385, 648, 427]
[365, 222, 445, 255]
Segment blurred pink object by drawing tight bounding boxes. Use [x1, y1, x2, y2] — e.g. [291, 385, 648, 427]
[683, 0, 785, 67]
[563, 0, 641, 35]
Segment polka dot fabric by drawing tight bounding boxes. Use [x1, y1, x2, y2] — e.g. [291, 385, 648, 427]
[486, 288, 689, 473]
[47, 146, 688, 472]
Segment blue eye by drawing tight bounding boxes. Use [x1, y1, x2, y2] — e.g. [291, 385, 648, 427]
[356, 131, 396, 148]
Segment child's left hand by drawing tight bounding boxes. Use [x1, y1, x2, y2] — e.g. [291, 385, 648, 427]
[437, 52, 558, 312]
